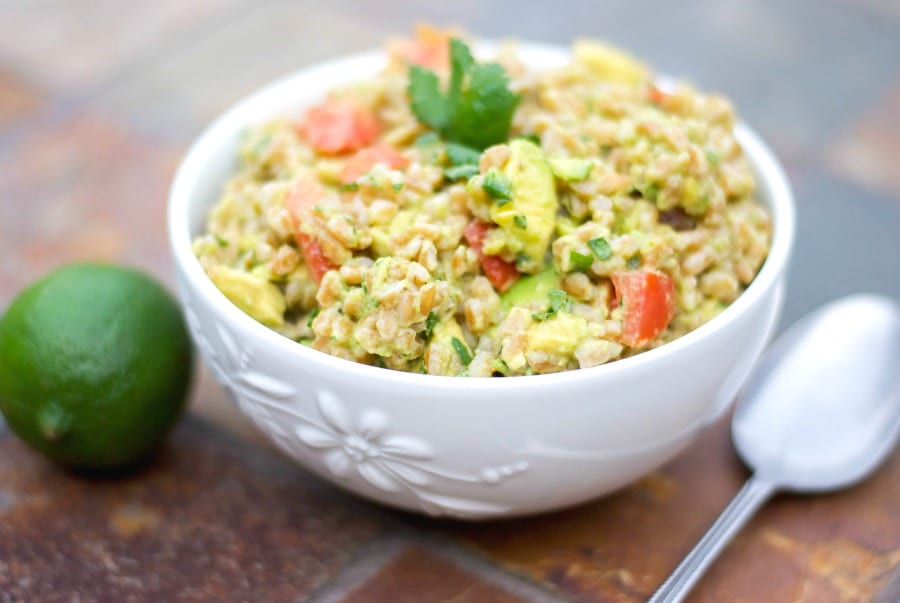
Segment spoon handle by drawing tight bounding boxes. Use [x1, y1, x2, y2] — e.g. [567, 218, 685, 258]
[648, 475, 776, 603]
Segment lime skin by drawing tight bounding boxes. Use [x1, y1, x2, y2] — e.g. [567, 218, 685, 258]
[0, 263, 194, 470]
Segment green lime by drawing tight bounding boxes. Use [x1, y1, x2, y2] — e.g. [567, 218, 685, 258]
[0, 263, 194, 470]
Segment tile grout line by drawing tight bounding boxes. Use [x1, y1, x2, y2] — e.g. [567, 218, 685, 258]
[303, 532, 410, 603]
[303, 519, 574, 603]
[416, 532, 574, 603]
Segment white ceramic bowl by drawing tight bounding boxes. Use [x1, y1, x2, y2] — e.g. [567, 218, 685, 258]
[168, 43, 795, 520]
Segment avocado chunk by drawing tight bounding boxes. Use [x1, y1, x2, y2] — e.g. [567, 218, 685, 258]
[424, 316, 472, 375]
[208, 265, 286, 327]
[548, 158, 593, 182]
[500, 267, 561, 312]
[370, 207, 416, 256]
[573, 40, 650, 86]
[527, 313, 589, 356]
[488, 139, 558, 273]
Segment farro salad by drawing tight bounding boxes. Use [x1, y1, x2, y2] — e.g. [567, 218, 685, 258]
[193, 27, 772, 377]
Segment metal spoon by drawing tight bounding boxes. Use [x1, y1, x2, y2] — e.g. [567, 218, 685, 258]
[649, 294, 900, 603]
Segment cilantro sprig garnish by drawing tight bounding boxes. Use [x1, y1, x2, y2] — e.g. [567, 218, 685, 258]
[446, 142, 482, 166]
[443, 142, 482, 181]
[444, 165, 480, 181]
[408, 39, 520, 150]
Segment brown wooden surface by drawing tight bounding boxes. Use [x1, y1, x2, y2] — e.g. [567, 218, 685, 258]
[1, 1, 898, 601]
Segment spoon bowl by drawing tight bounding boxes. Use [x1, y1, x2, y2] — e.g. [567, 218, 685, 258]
[650, 294, 900, 603]
[734, 294, 900, 492]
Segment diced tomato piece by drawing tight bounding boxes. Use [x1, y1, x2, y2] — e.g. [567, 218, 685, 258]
[611, 270, 676, 347]
[284, 178, 337, 284]
[300, 98, 380, 155]
[284, 176, 324, 213]
[393, 24, 451, 70]
[463, 221, 490, 249]
[463, 221, 520, 293]
[479, 255, 520, 294]
[339, 144, 409, 185]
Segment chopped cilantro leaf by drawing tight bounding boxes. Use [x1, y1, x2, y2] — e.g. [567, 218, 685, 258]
[214, 234, 229, 248]
[569, 250, 593, 271]
[513, 214, 527, 229]
[451, 336, 472, 366]
[392, 182, 404, 191]
[424, 311, 439, 339]
[522, 133, 541, 145]
[626, 254, 642, 269]
[408, 38, 519, 150]
[444, 164, 480, 181]
[482, 169, 513, 200]
[588, 237, 613, 260]
[548, 288, 569, 313]
[342, 182, 359, 192]
[533, 289, 570, 321]
[306, 308, 320, 328]
[446, 142, 481, 166]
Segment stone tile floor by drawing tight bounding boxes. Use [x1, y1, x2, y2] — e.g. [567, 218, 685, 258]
[0, 1, 898, 601]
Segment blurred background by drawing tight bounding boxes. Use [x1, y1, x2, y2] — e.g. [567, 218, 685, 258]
[0, 0, 897, 324]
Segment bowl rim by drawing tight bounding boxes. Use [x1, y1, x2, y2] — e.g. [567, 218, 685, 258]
[168, 41, 795, 393]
